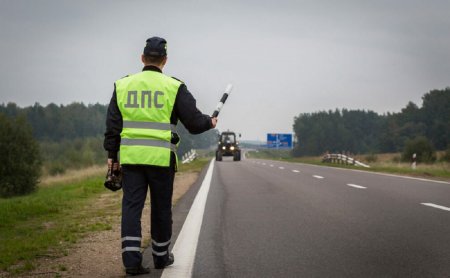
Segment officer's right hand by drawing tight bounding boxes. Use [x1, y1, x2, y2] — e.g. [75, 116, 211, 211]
[107, 158, 120, 171]
[211, 117, 218, 128]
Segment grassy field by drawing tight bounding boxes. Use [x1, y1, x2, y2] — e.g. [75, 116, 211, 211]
[247, 149, 450, 180]
[0, 176, 110, 274]
[0, 159, 209, 275]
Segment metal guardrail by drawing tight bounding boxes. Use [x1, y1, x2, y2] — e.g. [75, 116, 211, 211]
[181, 149, 197, 164]
[322, 153, 370, 168]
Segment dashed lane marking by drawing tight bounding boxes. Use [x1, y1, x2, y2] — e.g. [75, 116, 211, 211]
[293, 162, 450, 185]
[347, 183, 367, 189]
[279, 166, 285, 170]
[270, 164, 274, 167]
[313, 175, 324, 179]
[292, 170, 300, 173]
[421, 203, 450, 212]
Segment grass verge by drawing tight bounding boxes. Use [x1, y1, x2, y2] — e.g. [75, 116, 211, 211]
[0, 158, 210, 276]
[0, 176, 112, 275]
[178, 157, 211, 172]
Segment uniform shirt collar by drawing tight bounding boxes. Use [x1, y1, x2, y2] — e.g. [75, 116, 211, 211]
[142, 65, 162, 73]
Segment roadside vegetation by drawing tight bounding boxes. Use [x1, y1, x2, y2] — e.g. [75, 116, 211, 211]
[0, 174, 107, 275]
[0, 158, 209, 276]
[292, 88, 449, 158]
[0, 114, 41, 197]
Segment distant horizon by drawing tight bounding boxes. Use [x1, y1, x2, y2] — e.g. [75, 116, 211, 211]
[3, 86, 448, 144]
[1, 1, 449, 141]
[2, 85, 446, 115]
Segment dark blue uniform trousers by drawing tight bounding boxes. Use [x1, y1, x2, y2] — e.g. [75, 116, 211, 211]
[121, 163, 175, 268]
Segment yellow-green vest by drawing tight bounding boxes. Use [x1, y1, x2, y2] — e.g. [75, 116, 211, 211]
[115, 70, 181, 167]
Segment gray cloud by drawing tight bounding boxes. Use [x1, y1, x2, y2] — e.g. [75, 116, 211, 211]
[0, 0, 449, 140]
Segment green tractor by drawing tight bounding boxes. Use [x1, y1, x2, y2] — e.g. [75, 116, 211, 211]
[216, 131, 241, 161]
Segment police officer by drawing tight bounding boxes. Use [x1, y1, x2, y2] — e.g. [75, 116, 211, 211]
[104, 36, 217, 275]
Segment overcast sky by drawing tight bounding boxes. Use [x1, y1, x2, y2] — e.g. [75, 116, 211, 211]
[0, 0, 449, 141]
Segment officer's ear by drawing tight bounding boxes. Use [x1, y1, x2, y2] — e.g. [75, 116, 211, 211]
[162, 56, 167, 67]
[141, 54, 146, 64]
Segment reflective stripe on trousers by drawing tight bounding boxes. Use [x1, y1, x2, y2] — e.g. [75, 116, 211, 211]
[122, 236, 142, 253]
[152, 239, 171, 257]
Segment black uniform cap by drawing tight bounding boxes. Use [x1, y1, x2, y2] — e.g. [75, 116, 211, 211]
[143, 37, 167, 57]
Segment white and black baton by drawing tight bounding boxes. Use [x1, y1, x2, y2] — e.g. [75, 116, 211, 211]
[212, 84, 233, 117]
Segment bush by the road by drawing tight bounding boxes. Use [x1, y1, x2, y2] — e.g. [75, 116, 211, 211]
[40, 137, 105, 176]
[0, 114, 42, 197]
[401, 136, 436, 163]
[440, 146, 450, 162]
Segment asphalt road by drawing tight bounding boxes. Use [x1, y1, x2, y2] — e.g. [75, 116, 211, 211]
[144, 157, 450, 277]
[190, 157, 450, 278]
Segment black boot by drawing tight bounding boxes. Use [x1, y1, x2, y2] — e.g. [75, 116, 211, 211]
[154, 253, 174, 269]
[126, 265, 150, 275]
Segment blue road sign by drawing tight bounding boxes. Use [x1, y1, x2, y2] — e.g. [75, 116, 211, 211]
[267, 133, 293, 149]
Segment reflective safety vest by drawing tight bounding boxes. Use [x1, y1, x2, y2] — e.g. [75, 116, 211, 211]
[115, 70, 182, 167]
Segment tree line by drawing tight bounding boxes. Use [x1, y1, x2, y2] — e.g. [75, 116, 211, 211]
[0, 102, 218, 195]
[0, 102, 218, 153]
[293, 88, 450, 157]
[0, 102, 107, 141]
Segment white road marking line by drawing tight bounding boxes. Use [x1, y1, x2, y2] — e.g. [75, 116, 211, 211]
[421, 203, 450, 212]
[270, 164, 274, 167]
[313, 175, 324, 179]
[161, 160, 214, 278]
[347, 183, 367, 189]
[279, 166, 285, 169]
[292, 170, 300, 173]
[262, 163, 266, 165]
[293, 162, 450, 185]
